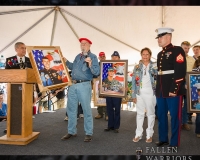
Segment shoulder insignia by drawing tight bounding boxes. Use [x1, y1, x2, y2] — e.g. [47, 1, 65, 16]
[176, 54, 184, 63]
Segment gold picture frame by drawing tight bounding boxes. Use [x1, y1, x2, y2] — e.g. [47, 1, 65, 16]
[27, 46, 71, 92]
[93, 78, 106, 106]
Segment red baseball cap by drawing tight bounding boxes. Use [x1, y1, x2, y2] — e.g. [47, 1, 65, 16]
[79, 38, 92, 44]
[99, 52, 105, 57]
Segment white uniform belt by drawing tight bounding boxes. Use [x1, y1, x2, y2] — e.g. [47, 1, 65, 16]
[158, 70, 174, 75]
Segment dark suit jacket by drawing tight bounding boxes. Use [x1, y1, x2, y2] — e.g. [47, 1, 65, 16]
[5, 56, 32, 69]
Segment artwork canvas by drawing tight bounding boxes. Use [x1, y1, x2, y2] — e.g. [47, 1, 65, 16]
[99, 60, 128, 98]
[186, 72, 200, 113]
[27, 46, 71, 92]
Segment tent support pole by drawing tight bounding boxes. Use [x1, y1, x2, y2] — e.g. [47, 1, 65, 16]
[162, 6, 165, 27]
[60, 8, 140, 52]
[191, 40, 200, 47]
[59, 9, 79, 40]
[0, 7, 53, 15]
[50, 7, 59, 46]
[0, 9, 54, 54]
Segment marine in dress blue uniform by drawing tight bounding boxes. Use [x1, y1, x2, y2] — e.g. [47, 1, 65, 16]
[155, 28, 186, 147]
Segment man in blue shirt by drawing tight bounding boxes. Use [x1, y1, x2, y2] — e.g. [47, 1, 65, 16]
[61, 38, 100, 142]
[0, 94, 7, 121]
[0, 93, 7, 134]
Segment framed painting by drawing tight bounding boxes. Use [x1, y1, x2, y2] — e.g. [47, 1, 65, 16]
[93, 78, 106, 106]
[186, 72, 200, 113]
[99, 60, 128, 98]
[27, 46, 71, 92]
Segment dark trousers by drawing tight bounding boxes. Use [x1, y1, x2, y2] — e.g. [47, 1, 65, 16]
[157, 95, 182, 146]
[97, 106, 107, 116]
[106, 97, 122, 129]
[0, 118, 6, 122]
[188, 113, 193, 120]
[196, 113, 200, 134]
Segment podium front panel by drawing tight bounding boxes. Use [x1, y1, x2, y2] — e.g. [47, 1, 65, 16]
[10, 84, 22, 135]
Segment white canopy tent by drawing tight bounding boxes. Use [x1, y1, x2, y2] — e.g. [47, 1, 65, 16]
[0, 6, 200, 71]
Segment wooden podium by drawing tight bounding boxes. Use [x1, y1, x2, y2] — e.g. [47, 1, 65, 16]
[0, 69, 40, 145]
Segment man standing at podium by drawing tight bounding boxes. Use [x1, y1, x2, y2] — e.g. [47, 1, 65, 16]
[5, 42, 32, 69]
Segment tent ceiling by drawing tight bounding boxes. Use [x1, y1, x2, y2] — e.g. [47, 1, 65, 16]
[0, 6, 200, 70]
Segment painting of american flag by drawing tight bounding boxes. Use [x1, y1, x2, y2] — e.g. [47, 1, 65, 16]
[32, 50, 45, 71]
[102, 63, 113, 81]
[27, 46, 72, 92]
[99, 60, 128, 98]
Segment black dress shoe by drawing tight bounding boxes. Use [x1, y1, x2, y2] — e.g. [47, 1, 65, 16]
[61, 134, 77, 140]
[104, 128, 114, 131]
[155, 141, 169, 146]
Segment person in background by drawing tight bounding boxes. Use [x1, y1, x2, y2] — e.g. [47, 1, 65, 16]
[192, 45, 200, 60]
[95, 52, 108, 121]
[38, 91, 48, 113]
[132, 47, 157, 143]
[0, 93, 7, 134]
[52, 87, 66, 109]
[155, 27, 186, 148]
[181, 41, 195, 130]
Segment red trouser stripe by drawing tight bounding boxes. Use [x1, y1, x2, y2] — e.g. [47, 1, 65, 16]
[178, 96, 183, 146]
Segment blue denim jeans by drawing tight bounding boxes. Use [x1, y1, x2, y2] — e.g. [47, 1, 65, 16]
[67, 81, 93, 135]
[66, 103, 83, 118]
[182, 95, 188, 124]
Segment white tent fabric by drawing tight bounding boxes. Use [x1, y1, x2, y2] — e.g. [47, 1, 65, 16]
[0, 6, 200, 71]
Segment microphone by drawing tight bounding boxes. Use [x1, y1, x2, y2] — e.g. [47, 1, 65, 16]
[83, 52, 89, 67]
[136, 147, 142, 160]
